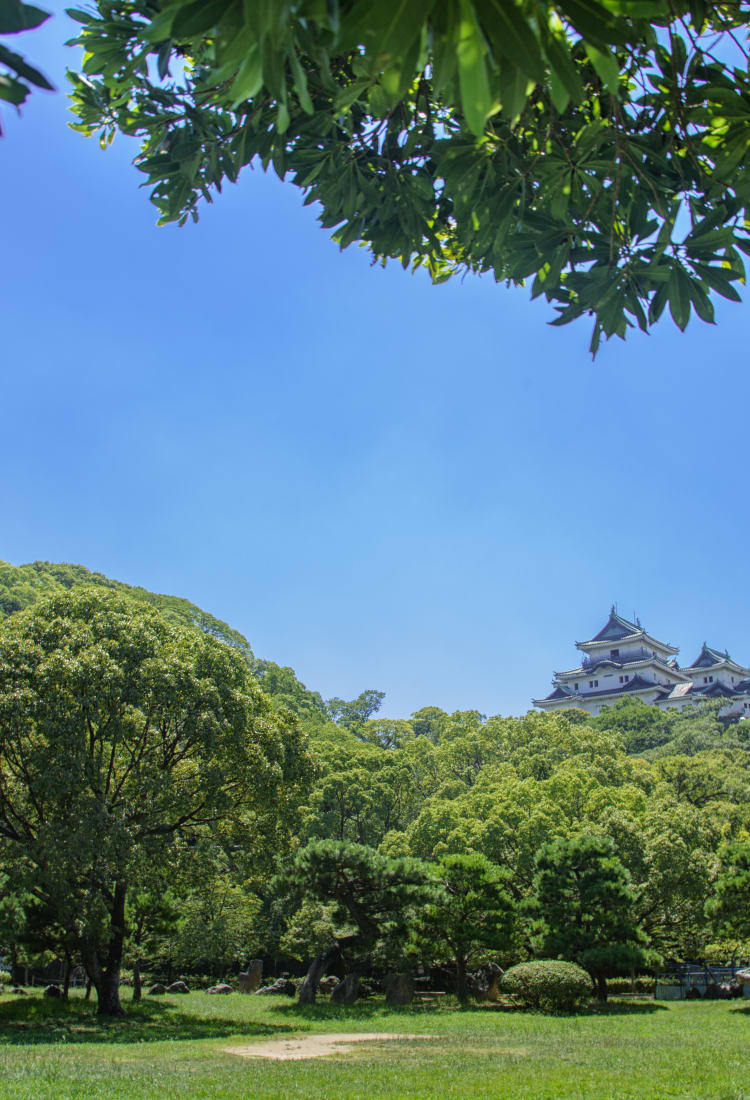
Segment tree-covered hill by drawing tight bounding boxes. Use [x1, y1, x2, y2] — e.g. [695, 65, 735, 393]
[0, 559, 330, 721]
[0, 559, 254, 658]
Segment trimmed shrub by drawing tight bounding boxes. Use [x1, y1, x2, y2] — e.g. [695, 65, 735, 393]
[501, 960, 592, 1013]
[0, 971, 11, 986]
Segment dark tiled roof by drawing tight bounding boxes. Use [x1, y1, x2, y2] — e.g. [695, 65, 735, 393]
[686, 643, 731, 669]
[693, 680, 739, 698]
[542, 685, 576, 701]
[542, 674, 667, 703]
[589, 609, 641, 643]
[735, 679, 750, 694]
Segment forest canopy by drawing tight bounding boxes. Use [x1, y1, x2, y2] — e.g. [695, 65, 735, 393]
[1, 558, 749, 1010]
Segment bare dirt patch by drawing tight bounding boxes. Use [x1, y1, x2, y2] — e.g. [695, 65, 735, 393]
[224, 1032, 436, 1061]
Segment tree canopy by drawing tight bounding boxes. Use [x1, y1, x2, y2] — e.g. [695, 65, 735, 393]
[0, 587, 311, 1012]
[1, 559, 749, 999]
[63, 0, 750, 353]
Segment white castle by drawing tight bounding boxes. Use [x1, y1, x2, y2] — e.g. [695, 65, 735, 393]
[533, 607, 750, 718]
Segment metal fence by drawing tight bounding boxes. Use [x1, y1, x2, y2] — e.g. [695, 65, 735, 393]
[655, 964, 750, 1000]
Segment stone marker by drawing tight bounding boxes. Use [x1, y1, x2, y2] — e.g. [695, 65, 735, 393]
[238, 960, 263, 994]
[147, 983, 167, 996]
[330, 975, 360, 1004]
[44, 984, 63, 998]
[206, 983, 233, 995]
[384, 973, 414, 1006]
[469, 961, 503, 1002]
[166, 981, 190, 994]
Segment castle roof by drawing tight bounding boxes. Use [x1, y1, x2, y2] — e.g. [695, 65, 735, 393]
[687, 643, 731, 669]
[576, 607, 678, 656]
[587, 608, 641, 643]
[536, 674, 667, 706]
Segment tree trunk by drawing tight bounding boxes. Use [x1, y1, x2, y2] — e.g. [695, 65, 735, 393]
[133, 958, 142, 1003]
[596, 973, 608, 1002]
[298, 944, 341, 1005]
[62, 953, 72, 1000]
[83, 880, 128, 1016]
[456, 957, 469, 1004]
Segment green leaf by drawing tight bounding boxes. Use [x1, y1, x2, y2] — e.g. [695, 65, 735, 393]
[0, 42, 53, 88]
[544, 32, 584, 105]
[667, 265, 691, 330]
[687, 279, 715, 323]
[65, 8, 94, 25]
[457, 0, 493, 136]
[289, 46, 314, 114]
[557, 0, 628, 49]
[342, 0, 434, 68]
[584, 43, 619, 92]
[0, 1, 50, 34]
[229, 44, 263, 105]
[0, 72, 27, 103]
[171, 0, 228, 40]
[498, 61, 528, 121]
[549, 68, 570, 113]
[694, 264, 743, 302]
[475, 0, 545, 82]
[143, 4, 182, 43]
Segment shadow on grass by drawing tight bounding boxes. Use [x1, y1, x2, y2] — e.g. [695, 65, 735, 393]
[0, 997, 294, 1046]
[270, 999, 450, 1024]
[585, 1001, 668, 1016]
[269, 997, 666, 1023]
[463, 1000, 667, 1018]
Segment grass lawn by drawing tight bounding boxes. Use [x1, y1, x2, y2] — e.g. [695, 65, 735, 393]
[0, 988, 747, 1099]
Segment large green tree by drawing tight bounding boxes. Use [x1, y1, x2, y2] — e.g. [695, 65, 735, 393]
[412, 852, 515, 1002]
[706, 841, 750, 942]
[527, 833, 658, 999]
[65, 0, 750, 352]
[0, 588, 311, 1014]
[288, 838, 433, 1002]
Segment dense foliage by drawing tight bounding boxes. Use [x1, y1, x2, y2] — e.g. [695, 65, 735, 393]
[0, 586, 311, 1012]
[1, 559, 748, 1006]
[527, 834, 658, 999]
[65, 0, 750, 353]
[502, 959, 593, 1011]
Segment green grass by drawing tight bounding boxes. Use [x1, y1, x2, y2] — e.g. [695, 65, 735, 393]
[0, 988, 748, 1099]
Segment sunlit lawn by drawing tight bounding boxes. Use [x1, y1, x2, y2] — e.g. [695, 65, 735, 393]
[0, 988, 747, 1099]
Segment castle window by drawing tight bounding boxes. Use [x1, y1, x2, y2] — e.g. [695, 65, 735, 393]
[611, 649, 619, 658]
[574, 682, 578, 690]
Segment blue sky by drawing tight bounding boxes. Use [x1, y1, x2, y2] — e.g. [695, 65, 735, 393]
[3, 5, 749, 718]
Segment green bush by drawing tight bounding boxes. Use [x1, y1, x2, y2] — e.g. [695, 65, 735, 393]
[501, 960, 592, 1013]
[0, 971, 11, 986]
